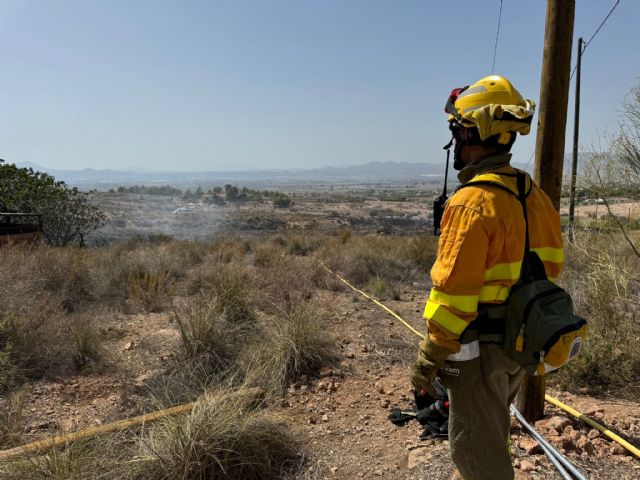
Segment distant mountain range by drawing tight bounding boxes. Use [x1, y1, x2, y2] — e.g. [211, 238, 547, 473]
[12, 161, 458, 188]
[12, 159, 542, 190]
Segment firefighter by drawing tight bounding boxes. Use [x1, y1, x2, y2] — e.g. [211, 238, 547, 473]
[410, 75, 564, 480]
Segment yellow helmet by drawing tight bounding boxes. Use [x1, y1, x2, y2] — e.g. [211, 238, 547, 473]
[444, 75, 536, 144]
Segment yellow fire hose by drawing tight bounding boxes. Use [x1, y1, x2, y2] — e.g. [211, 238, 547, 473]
[320, 264, 425, 340]
[0, 403, 194, 462]
[545, 394, 640, 459]
[323, 263, 640, 460]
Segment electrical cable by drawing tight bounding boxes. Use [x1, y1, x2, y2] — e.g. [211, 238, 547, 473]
[524, 151, 535, 172]
[491, 0, 504, 74]
[570, 0, 622, 81]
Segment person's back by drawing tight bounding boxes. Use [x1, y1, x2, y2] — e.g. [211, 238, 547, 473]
[411, 76, 564, 480]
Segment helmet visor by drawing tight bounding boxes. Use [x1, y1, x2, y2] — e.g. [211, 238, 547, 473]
[449, 121, 474, 142]
[444, 86, 468, 116]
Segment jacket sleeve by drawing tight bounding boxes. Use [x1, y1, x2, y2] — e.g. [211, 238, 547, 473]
[425, 204, 489, 353]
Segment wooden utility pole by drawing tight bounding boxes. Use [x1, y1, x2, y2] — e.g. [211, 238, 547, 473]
[568, 37, 584, 243]
[516, 0, 575, 423]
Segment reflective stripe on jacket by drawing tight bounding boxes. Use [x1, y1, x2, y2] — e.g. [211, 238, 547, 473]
[424, 165, 564, 353]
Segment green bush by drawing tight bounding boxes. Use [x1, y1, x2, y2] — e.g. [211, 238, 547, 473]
[0, 161, 105, 246]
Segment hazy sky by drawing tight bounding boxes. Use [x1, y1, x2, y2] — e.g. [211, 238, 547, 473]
[1, 1, 638, 171]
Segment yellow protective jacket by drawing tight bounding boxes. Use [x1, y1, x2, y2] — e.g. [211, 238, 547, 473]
[425, 163, 564, 353]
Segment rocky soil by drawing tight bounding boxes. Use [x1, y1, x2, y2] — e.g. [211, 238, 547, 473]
[4, 284, 639, 479]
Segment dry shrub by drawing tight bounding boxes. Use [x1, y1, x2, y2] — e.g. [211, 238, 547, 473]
[189, 259, 256, 323]
[0, 299, 102, 389]
[402, 234, 438, 269]
[99, 243, 192, 309]
[286, 233, 320, 256]
[552, 231, 640, 397]
[209, 236, 251, 264]
[246, 300, 334, 394]
[320, 235, 414, 287]
[138, 388, 300, 480]
[255, 255, 324, 314]
[0, 245, 35, 313]
[0, 345, 17, 393]
[0, 387, 28, 449]
[0, 433, 137, 480]
[172, 291, 253, 373]
[253, 243, 284, 267]
[1, 299, 70, 381]
[0, 239, 205, 316]
[29, 247, 98, 312]
[366, 275, 401, 301]
[127, 269, 175, 313]
[339, 228, 352, 244]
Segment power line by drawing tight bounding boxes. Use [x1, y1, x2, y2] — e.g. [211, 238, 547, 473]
[570, 0, 621, 80]
[524, 151, 535, 172]
[583, 0, 621, 52]
[491, 0, 504, 74]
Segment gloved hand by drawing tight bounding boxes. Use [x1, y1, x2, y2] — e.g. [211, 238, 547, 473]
[410, 338, 453, 398]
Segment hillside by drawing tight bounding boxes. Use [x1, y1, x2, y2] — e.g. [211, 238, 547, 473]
[1, 190, 639, 479]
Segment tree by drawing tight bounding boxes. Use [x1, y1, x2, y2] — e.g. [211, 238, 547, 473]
[0, 161, 105, 246]
[183, 189, 194, 200]
[273, 193, 292, 208]
[580, 83, 640, 257]
[225, 184, 239, 201]
[614, 85, 640, 190]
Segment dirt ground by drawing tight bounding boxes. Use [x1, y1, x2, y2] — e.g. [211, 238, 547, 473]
[14, 282, 640, 479]
[6, 189, 640, 479]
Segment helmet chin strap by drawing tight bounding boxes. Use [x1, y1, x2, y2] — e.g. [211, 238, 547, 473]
[453, 140, 466, 170]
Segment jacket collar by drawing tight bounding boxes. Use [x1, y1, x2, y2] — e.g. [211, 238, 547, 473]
[457, 153, 512, 184]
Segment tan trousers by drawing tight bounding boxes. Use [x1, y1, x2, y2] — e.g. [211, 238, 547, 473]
[445, 344, 525, 480]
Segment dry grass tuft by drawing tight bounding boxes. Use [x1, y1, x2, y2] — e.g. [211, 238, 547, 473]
[70, 317, 103, 370]
[0, 388, 301, 480]
[366, 275, 401, 301]
[246, 300, 334, 394]
[172, 291, 253, 374]
[127, 269, 175, 313]
[403, 234, 438, 270]
[189, 260, 256, 324]
[138, 387, 301, 480]
[255, 254, 325, 314]
[0, 433, 137, 480]
[209, 236, 251, 264]
[0, 387, 28, 449]
[320, 235, 416, 287]
[0, 300, 103, 390]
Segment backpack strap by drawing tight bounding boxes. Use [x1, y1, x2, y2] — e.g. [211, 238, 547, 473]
[516, 172, 532, 278]
[455, 172, 541, 282]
